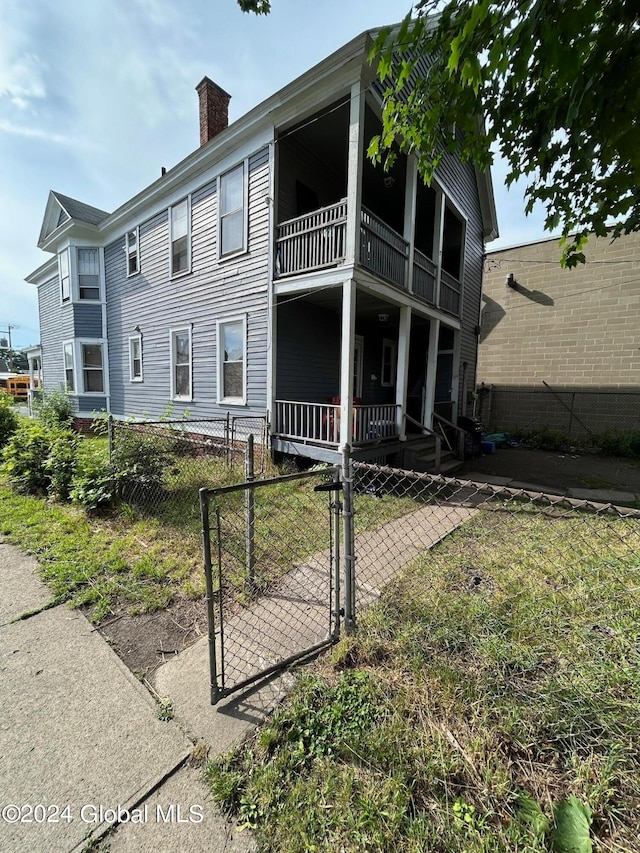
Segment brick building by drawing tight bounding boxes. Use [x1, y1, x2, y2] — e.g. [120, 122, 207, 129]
[476, 230, 640, 436]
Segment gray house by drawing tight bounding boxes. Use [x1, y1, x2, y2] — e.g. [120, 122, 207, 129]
[26, 26, 498, 470]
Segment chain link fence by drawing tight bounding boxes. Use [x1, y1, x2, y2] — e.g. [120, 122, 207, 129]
[108, 415, 270, 514]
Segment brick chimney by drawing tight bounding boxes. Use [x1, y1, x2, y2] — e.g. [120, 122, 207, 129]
[196, 77, 231, 146]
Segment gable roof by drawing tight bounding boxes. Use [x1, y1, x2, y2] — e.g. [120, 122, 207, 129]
[37, 190, 110, 248]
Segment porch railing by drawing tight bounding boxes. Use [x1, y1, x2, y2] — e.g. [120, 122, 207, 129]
[412, 248, 436, 305]
[440, 269, 461, 315]
[274, 400, 401, 446]
[360, 207, 409, 290]
[275, 199, 347, 278]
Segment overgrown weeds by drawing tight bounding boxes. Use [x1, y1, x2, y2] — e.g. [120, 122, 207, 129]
[209, 506, 640, 852]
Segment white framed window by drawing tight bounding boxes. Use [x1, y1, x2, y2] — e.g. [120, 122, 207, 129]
[77, 248, 101, 300]
[59, 250, 71, 303]
[126, 228, 139, 276]
[63, 341, 75, 391]
[170, 327, 192, 400]
[218, 162, 247, 258]
[81, 342, 105, 393]
[381, 338, 397, 387]
[129, 335, 143, 382]
[169, 197, 191, 276]
[217, 316, 246, 404]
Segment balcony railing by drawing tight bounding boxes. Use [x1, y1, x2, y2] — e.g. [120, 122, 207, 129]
[274, 400, 400, 447]
[275, 199, 347, 278]
[412, 248, 436, 305]
[359, 207, 409, 290]
[440, 269, 461, 315]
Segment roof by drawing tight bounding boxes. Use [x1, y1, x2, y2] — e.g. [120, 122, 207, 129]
[51, 192, 110, 226]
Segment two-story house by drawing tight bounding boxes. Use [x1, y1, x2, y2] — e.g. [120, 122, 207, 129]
[26, 25, 498, 470]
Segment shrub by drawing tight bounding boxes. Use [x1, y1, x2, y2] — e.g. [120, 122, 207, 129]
[70, 443, 114, 512]
[33, 388, 74, 428]
[45, 430, 80, 502]
[593, 429, 640, 459]
[2, 421, 60, 494]
[111, 428, 172, 503]
[0, 390, 18, 450]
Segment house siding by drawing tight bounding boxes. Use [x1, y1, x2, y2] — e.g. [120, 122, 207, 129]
[276, 301, 340, 402]
[38, 276, 77, 409]
[73, 303, 103, 338]
[105, 147, 271, 420]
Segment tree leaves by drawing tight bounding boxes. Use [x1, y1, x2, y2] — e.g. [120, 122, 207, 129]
[551, 796, 593, 853]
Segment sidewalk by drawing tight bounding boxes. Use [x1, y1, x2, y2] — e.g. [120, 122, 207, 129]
[0, 543, 255, 853]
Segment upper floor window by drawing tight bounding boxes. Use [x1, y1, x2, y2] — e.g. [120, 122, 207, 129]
[126, 228, 139, 276]
[217, 316, 246, 404]
[170, 327, 192, 400]
[77, 248, 100, 300]
[170, 198, 190, 276]
[219, 163, 246, 257]
[441, 205, 465, 281]
[59, 250, 71, 302]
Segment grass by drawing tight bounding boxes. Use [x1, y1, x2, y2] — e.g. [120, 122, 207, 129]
[0, 437, 416, 621]
[209, 502, 640, 852]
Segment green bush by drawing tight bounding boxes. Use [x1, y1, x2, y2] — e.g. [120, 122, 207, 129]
[0, 391, 18, 449]
[111, 428, 172, 502]
[45, 430, 80, 502]
[70, 443, 114, 511]
[33, 388, 74, 428]
[593, 429, 640, 459]
[2, 421, 59, 494]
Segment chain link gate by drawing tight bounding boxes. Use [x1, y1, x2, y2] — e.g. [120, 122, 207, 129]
[200, 463, 343, 705]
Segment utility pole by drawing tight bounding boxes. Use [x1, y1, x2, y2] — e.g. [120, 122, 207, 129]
[0, 324, 17, 371]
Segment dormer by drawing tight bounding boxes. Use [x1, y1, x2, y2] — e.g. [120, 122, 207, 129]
[37, 190, 110, 251]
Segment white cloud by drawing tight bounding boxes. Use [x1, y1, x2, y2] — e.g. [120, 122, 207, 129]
[0, 120, 88, 146]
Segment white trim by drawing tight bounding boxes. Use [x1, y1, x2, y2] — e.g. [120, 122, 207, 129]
[217, 160, 248, 260]
[75, 246, 103, 302]
[216, 314, 247, 406]
[128, 334, 143, 382]
[170, 326, 192, 401]
[169, 196, 192, 278]
[381, 338, 397, 387]
[125, 226, 140, 276]
[58, 249, 71, 305]
[77, 338, 108, 396]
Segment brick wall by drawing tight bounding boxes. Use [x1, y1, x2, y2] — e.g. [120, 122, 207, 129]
[477, 231, 640, 431]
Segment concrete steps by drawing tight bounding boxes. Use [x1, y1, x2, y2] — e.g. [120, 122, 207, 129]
[401, 434, 463, 475]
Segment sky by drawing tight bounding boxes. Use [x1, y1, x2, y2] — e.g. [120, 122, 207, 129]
[0, 0, 547, 350]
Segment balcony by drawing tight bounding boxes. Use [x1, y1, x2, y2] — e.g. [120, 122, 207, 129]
[275, 202, 461, 316]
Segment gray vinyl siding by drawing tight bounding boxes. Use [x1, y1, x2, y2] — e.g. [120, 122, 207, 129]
[38, 275, 78, 411]
[76, 395, 107, 412]
[73, 302, 103, 338]
[105, 148, 271, 420]
[276, 302, 341, 401]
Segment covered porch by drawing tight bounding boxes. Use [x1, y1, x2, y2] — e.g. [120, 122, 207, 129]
[271, 284, 462, 466]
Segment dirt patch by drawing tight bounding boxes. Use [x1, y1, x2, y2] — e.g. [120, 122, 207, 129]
[94, 597, 208, 678]
[459, 447, 640, 494]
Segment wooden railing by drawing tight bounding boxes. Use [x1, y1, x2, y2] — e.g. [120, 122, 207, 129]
[275, 200, 347, 277]
[412, 249, 436, 305]
[274, 400, 400, 446]
[360, 207, 409, 290]
[439, 268, 461, 315]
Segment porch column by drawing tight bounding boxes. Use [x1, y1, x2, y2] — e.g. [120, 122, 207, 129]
[424, 317, 440, 427]
[345, 82, 365, 266]
[403, 156, 418, 293]
[339, 279, 357, 449]
[434, 191, 445, 309]
[395, 306, 411, 439]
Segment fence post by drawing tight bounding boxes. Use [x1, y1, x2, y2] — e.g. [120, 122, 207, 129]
[341, 445, 356, 634]
[331, 467, 342, 641]
[200, 488, 221, 705]
[245, 434, 256, 590]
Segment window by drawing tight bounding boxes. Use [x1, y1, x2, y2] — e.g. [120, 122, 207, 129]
[126, 228, 139, 276]
[82, 343, 104, 392]
[381, 339, 397, 387]
[59, 250, 70, 302]
[129, 335, 142, 382]
[219, 163, 246, 257]
[442, 205, 465, 280]
[63, 341, 74, 391]
[77, 248, 100, 299]
[217, 317, 246, 404]
[170, 198, 190, 275]
[171, 328, 192, 400]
